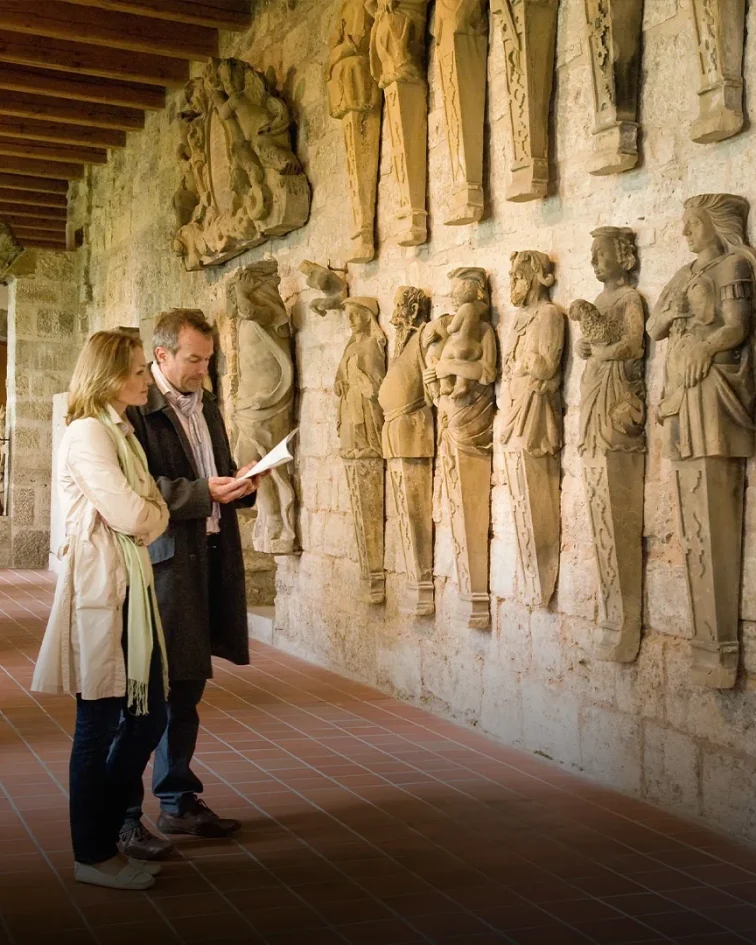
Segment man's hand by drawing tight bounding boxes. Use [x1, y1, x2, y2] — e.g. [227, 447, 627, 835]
[208, 476, 252, 504]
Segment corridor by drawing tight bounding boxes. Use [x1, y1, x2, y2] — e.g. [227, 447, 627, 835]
[1, 571, 755, 945]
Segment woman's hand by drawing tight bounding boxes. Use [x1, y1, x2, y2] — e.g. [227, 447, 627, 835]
[683, 342, 713, 388]
[422, 365, 438, 385]
[576, 338, 592, 360]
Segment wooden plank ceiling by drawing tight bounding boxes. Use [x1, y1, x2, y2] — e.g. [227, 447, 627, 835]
[0, 0, 250, 252]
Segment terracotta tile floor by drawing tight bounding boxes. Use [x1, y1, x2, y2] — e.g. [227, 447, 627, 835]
[1, 571, 755, 945]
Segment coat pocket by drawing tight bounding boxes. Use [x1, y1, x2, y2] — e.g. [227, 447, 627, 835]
[148, 533, 175, 565]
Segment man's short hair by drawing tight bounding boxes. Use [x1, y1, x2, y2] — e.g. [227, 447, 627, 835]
[152, 308, 213, 355]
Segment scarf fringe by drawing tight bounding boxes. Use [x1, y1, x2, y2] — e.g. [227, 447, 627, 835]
[127, 678, 149, 717]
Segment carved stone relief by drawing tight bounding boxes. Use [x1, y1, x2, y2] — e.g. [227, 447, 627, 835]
[688, 0, 746, 144]
[328, 0, 383, 262]
[335, 296, 388, 602]
[378, 286, 435, 616]
[648, 193, 755, 689]
[436, 0, 489, 224]
[299, 260, 348, 315]
[569, 227, 645, 662]
[425, 268, 496, 629]
[172, 58, 310, 270]
[367, 0, 430, 246]
[0, 222, 22, 282]
[583, 0, 644, 176]
[227, 260, 298, 555]
[491, 0, 559, 201]
[500, 251, 564, 606]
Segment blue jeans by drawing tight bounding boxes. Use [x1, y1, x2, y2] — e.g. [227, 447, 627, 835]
[69, 638, 166, 864]
[122, 678, 207, 825]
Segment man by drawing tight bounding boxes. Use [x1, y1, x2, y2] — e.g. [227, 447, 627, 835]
[118, 308, 261, 860]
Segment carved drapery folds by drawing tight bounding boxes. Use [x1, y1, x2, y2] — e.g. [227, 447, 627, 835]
[328, 1, 383, 262]
[500, 251, 564, 606]
[428, 268, 496, 630]
[367, 0, 430, 246]
[227, 261, 298, 555]
[569, 227, 646, 662]
[689, 0, 746, 144]
[336, 297, 388, 602]
[436, 0, 489, 224]
[492, 0, 559, 202]
[584, 0, 643, 176]
[173, 58, 310, 271]
[648, 193, 755, 689]
[379, 286, 436, 616]
[0, 222, 22, 282]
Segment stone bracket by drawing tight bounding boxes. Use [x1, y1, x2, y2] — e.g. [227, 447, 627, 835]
[344, 458, 386, 604]
[388, 457, 435, 617]
[689, 0, 746, 144]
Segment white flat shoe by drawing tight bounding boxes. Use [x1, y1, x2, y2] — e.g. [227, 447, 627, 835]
[128, 858, 162, 876]
[74, 861, 155, 890]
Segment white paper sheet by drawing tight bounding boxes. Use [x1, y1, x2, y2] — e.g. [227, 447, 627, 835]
[238, 429, 299, 479]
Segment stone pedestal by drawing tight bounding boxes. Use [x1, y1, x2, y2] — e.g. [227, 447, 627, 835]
[689, 0, 746, 144]
[344, 458, 385, 603]
[384, 80, 428, 246]
[388, 457, 434, 616]
[342, 109, 382, 263]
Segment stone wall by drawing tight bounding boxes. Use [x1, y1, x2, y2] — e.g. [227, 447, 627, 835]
[71, 0, 756, 839]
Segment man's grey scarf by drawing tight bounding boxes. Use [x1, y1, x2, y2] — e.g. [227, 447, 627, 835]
[152, 363, 220, 534]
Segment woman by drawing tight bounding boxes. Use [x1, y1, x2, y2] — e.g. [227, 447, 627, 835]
[32, 331, 170, 891]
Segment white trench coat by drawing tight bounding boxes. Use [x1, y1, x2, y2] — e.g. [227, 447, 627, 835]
[32, 406, 169, 700]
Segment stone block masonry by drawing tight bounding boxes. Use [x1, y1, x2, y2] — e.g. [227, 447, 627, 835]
[67, 0, 756, 840]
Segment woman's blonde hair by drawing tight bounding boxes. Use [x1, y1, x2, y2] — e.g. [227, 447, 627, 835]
[67, 330, 143, 424]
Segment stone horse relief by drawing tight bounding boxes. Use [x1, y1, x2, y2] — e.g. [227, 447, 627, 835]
[335, 297, 388, 602]
[689, 0, 746, 144]
[584, 0, 644, 175]
[328, 0, 383, 262]
[378, 286, 436, 616]
[366, 0, 430, 246]
[435, 0, 488, 224]
[501, 251, 564, 607]
[227, 261, 298, 555]
[173, 58, 310, 270]
[424, 268, 497, 630]
[569, 227, 645, 662]
[648, 194, 755, 689]
[491, 0, 559, 201]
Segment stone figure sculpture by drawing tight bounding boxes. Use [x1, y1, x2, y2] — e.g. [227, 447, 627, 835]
[583, 0, 643, 175]
[569, 227, 645, 662]
[501, 250, 564, 606]
[689, 0, 746, 144]
[424, 268, 496, 629]
[328, 0, 383, 262]
[366, 0, 430, 246]
[648, 193, 755, 689]
[435, 0, 488, 225]
[491, 0, 559, 201]
[335, 297, 388, 602]
[299, 260, 349, 316]
[227, 261, 298, 555]
[378, 286, 436, 615]
[173, 58, 310, 270]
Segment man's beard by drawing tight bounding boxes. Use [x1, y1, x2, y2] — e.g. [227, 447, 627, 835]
[392, 319, 416, 359]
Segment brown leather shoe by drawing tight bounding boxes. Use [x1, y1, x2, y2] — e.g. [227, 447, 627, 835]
[117, 822, 174, 861]
[157, 797, 241, 838]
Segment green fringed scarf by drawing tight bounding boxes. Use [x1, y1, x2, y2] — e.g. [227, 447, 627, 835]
[99, 410, 169, 715]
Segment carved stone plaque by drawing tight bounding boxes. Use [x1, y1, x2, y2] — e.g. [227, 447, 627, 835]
[172, 59, 310, 271]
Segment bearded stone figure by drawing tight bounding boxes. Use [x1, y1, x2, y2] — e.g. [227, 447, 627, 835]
[228, 261, 298, 555]
[569, 227, 646, 663]
[648, 193, 756, 689]
[378, 286, 436, 615]
[335, 297, 388, 602]
[500, 250, 564, 607]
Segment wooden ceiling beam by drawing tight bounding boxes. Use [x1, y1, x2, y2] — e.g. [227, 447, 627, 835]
[0, 172, 70, 193]
[0, 30, 189, 88]
[0, 65, 163, 110]
[0, 88, 144, 131]
[0, 202, 67, 220]
[4, 218, 67, 234]
[0, 156, 83, 181]
[0, 137, 107, 166]
[0, 116, 125, 150]
[57, 0, 250, 31]
[0, 189, 68, 208]
[16, 239, 70, 251]
[0, 2, 218, 61]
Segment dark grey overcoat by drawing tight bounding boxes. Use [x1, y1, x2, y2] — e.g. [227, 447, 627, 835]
[127, 383, 254, 682]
